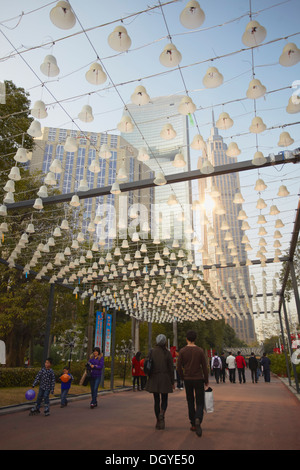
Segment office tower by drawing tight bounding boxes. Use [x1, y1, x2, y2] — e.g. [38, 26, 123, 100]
[197, 118, 256, 344]
[29, 127, 151, 243]
[120, 95, 193, 244]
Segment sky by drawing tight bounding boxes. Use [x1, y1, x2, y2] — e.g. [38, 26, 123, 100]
[0, 0, 300, 339]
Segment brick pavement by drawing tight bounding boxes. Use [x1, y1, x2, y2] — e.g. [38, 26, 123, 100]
[0, 370, 299, 451]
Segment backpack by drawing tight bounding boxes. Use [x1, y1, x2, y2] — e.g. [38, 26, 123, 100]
[143, 349, 153, 376]
[213, 356, 219, 368]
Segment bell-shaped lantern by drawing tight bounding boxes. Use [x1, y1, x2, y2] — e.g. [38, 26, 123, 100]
[154, 172, 167, 186]
[64, 136, 78, 152]
[172, 153, 186, 168]
[137, 147, 150, 162]
[78, 104, 94, 123]
[85, 62, 107, 85]
[190, 133, 205, 150]
[200, 158, 214, 174]
[117, 115, 134, 133]
[130, 85, 150, 106]
[14, 148, 29, 163]
[246, 78, 266, 99]
[70, 194, 80, 207]
[178, 96, 196, 115]
[249, 116, 266, 133]
[33, 198, 43, 210]
[179, 1, 205, 29]
[107, 26, 131, 52]
[78, 178, 89, 192]
[279, 42, 300, 67]
[252, 151, 266, 166]
[216, 112, 233, 130]
[159, 43, 182, 68]
[226, 142, 241, 157]
[99, 144, 112, 159]
[278, 131, 294, 147]
[4, 179, 15, 193]
[242, 20, 266, 47]
[160, 123, 177, 140]
[4, 191, 14, 204]
[202, 67, 223, 88]
[49, 158, 62, 173]
[8, 166, 21, 181]
[40, 55, 60, 77]
[110, 181, 121, 195]
[31, 100, 48, 119]
[37, 185, 48, 198]
[89, 155, 100, 173]
[44, 171, 57, 185]
[49, 1, 76, 30]
[286, 95, 300, 114]
[27, 120, 42, 137]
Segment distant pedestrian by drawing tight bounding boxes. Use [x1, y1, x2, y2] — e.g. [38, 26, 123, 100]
[132, 351, 141, 391]
[226, 352, 236, 383]
[220, 352, 227, 383]
[260, 352, 271, 382]
[177, 330, 209, 437]
[248, 353, 258, 383]
[145, 334, 174, 430]
[235, 351, 247, 384]
[30, 357, 56, 416]
[87, 347, 104, 408]
[59, 366, 74, 407]
[139, 354, 147, 390]
[211, 353, 222, 384]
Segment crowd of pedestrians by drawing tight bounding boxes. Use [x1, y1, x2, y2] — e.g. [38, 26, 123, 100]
[210, 350, 271, 385]
[28, 335, 272, 438]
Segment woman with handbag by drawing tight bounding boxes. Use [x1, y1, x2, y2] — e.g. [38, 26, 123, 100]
[87, 347, 104, 408]
[145, 334, 175, 430]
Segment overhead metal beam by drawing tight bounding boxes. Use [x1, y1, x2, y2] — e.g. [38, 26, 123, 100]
[5, 151, 300, 211]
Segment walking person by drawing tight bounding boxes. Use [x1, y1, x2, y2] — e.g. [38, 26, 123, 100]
[139, 354, 147, 390]
[226, 352, 236, 383]
[59, 366, 74, 407]
[260, 352, 271, 382]
[248, 352, 258, 383]
[145, 334, 174, 430]
[132, 351, 141, 391]
[235, 351, 247, 384]
[211, 353, 222, 384]
[177, 330, 209, 437]
[87, 347, 104, 408]
[220, 352, 227, 383]
[30, 357, 56, 416]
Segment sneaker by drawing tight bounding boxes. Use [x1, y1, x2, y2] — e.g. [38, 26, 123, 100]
[190, 425, 196, 432]
[195, 418, 202, 437]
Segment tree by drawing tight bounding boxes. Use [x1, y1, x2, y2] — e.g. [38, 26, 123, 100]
[280, 240, 300, 302]
[0, 80, 34, 172]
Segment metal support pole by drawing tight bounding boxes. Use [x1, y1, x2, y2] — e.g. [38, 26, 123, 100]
[283, 298, 300, 393]
[278, 306, 292, 386]
[87, 297, 95, 359]
[42, 283, 55, 366]
[289, 260, 300, 324]
[110, 308, 117, 391]
[173, 319, 178, 349]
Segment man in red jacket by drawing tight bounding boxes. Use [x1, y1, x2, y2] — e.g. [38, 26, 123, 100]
[235, 351, 247, 384]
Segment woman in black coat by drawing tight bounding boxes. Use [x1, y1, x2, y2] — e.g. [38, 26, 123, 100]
[145, 334, 174, 430]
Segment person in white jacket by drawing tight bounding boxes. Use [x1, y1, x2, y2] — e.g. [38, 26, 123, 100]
[226, 352, 236, 383]
[211, 354, 222, 384]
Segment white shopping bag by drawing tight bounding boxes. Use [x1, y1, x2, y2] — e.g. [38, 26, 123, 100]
[204, 387, 214, 413]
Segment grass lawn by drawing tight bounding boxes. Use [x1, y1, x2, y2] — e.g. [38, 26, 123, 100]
[0, 378, 132, 408]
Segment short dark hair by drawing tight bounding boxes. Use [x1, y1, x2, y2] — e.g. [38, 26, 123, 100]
[186, 330, 197, 342]
[46, 357, 52, 364]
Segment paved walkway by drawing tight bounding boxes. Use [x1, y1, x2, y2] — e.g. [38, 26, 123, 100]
[0, 370, 299, 451]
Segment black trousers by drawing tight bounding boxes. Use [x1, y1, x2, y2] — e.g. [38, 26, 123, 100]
[238, 367, 246, 383]
[229, 368, 236, 383]
[153, 393, 168, 418]
[184, 379, 205, 426]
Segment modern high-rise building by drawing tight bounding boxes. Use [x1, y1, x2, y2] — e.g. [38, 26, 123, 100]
[29, 127, 152, 244]
[120, 95, 193, 244]
[197, 117, 256, 344]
